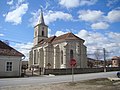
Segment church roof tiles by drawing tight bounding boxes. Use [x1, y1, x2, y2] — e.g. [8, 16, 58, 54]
[38, 32, 84, 46]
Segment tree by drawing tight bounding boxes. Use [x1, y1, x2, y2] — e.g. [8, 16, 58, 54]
[94, 49, 102, 68]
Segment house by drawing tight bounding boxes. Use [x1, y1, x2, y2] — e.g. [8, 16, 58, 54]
[87, 58, 104, 68]
[0, 40, 24, 77]
[112, 56, 120, 67]
[29, 9, 87, 71]
[87, 58, 112, 68]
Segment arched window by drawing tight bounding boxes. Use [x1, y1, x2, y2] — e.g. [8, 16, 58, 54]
[61, 50, 63, 64]
[34, 50, 37, 64]
[70, 49, 74, 59]
[42, 31, 44, 36]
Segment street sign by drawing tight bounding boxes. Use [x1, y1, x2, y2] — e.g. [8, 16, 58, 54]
[69, 58, 76, 83]
[70, 58, 76, 67]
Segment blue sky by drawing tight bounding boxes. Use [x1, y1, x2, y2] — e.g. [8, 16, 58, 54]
[0, 0, 120, 60]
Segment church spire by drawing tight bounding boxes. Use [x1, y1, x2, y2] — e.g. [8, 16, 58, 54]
[39, 8, 45, 24]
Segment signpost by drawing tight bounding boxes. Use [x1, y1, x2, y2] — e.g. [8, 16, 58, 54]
[70, 59, 76, 83]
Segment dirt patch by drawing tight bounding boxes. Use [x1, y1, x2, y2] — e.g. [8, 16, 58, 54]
[0, 78, 120, 90]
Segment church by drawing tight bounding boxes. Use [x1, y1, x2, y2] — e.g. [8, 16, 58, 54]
[29, 10, 87, 69]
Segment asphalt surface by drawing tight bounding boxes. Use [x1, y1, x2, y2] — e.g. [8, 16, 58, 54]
[0, 71, 118, 87]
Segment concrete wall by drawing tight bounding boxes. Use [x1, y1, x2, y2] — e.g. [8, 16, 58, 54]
[44, 67, 120, 75]
[0, 56, 22, 77]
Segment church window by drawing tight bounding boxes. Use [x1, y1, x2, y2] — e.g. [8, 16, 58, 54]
[34, 50, 37, 64]
[61, 50, 63, 64]
[70, 49, 74, 59]
[42, 31, 44, 36]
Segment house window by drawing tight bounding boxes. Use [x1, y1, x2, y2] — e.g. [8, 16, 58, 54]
[70, 49, 74, 59]
[6, 62, 12, 71]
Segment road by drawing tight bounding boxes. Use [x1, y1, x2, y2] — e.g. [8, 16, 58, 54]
[0, 71, 118, 87]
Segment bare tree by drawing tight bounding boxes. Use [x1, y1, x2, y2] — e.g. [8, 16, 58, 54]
[94, 49, 102, 68]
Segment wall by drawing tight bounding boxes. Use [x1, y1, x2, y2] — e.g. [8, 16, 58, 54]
[0, 56, 22, 77]
[44, 67, 120, 75]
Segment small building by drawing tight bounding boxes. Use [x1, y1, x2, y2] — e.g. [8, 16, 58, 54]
[0, 40, 24, 77]
[87, 58, 104, 68]
[87, 58, 112, 68]
[112, 56, 120, 67]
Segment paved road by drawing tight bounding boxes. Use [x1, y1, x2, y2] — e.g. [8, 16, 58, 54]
[0, 71, 118, 87]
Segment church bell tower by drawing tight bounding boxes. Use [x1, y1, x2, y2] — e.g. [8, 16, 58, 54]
[33, 9, 48, 46]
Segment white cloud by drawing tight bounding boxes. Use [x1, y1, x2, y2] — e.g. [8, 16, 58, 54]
[29, 9, 41, 26]
[48, 28, 52, 37]
[0, 33, 4, 37]
[76, 29, 120, 58]
[59, 0, 97, 8]
[55, 31, 67, 36]
[59, 0, 80, 8]
[91, 22, 109, 30]
[77, 29, 89, 39]
[4, 3, 28, 25]
[78, 10, 104, 22]
[107, 0, 119, 7]
[79, 0, 98, 6]
[44, 10, 72, 25]
[18, 0, 25, 4]
[7, 0, 26, 10]
[78, 9, 120, 30]
[107, 9, 120, 22]
[76, 30, 106, 46]
[30, 10, 72, 26]
[13, 42, 33, 60]
[7, 0, 13, 5]
[108, 32, 120, 43]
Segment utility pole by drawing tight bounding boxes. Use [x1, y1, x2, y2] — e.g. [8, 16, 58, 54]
[103, 48, 106, 72]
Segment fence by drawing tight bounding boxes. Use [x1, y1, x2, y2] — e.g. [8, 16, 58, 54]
[44, 67, 120, 75]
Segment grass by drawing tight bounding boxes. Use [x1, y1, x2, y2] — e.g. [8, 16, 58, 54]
[66, 78, 120, 90]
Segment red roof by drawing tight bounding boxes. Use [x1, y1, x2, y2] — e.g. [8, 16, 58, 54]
[112, 56, 120, 60]
[0, 40, 24, 56]
[38, 32, 84, 46]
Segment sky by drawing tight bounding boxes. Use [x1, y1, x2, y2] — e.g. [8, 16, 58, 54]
[0, 0, 120, 60]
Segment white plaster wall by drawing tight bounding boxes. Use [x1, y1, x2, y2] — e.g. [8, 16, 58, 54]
[0, 56, 22, 77]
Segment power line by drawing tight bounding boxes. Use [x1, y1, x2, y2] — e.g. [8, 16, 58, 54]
[0, 38, 28, 44]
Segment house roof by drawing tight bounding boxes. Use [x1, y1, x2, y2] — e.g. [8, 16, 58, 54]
[0, 40, 24, 57]
[38, 32, 84, 46]
[112, 56, 120, 60]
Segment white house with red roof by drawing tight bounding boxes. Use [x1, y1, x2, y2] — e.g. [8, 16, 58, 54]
[0, 40, 24, 77]
[29, 9, 87, 69]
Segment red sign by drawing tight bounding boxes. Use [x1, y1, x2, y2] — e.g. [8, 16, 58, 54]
[70, 59, 76, 67]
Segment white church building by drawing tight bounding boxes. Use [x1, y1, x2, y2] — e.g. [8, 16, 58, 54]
[29, 10, 87, 69]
